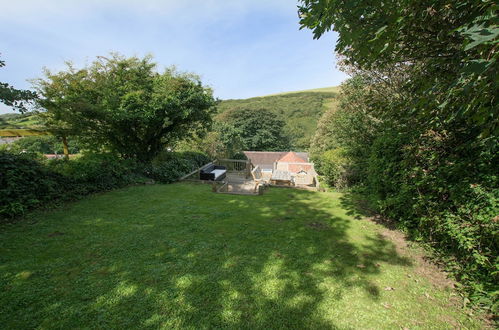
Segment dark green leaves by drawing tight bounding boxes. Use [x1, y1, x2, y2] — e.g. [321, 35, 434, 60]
[34, 54, 217, 161]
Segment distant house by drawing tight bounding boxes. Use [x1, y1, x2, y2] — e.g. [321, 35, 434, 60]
[244, 151, 317, 187]
[243, 151, 309, 173]
[275, 151, 313, 174]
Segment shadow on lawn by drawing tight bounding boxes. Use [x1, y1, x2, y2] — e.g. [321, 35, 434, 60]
[338, 191, 397, 229]
[2, 185, 412, 329]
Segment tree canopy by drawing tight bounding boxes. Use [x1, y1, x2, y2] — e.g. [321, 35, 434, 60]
[34, 54, 216, 161]
[299, 0, 498, 137]
[301, 0, 498, 311]
[220, 108, 291, 152]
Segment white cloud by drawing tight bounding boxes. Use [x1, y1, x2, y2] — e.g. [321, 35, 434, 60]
[0, 0, 348, 114]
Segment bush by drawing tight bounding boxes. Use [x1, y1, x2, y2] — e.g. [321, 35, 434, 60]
[3, 135, 81, 154]
[0, 151, 69, 218]
[314, 148, 349, 189]
[47, 153, 143, 195]
[363, 129, 499, 312]
[148, 151, 210, 183]
[0, 149, 211, 220]
[0, 152, 143, 219]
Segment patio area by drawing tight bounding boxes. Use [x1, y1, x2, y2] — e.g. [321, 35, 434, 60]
[180, 154, 319, 195]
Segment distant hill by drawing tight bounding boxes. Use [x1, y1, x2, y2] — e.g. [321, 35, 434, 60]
[218, 87, 340, 150]
[264, 86, 341, 96]
[0, 112, 42, 130]
[0, 86, 341, 148]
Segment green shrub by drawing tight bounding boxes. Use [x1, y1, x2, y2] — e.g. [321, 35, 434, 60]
[4, 135, 81, 154]
[0, 152, 143, 219]
[314, 148, 349, 189]
[0, 151, 69, 218]
[148, 151, 210, 183]
[0, 149, 210, 220]
[47, 153, 142, 195]
[364, 130, 499, 312]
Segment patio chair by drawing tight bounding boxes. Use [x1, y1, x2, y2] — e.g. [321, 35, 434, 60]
[251, 165, 270, 192]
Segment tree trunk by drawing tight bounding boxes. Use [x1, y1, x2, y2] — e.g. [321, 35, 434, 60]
[62, 136, 69, 159]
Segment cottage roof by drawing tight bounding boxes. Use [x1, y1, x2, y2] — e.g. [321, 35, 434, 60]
[277, 151, 307, 163]
[243, 151, 309, 168]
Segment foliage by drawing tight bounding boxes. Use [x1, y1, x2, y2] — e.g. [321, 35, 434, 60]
[0, 151, 143, 219]
[312, 69, 499, 313]
[47, 153, 142, 195]
[2, 135, 80, 154]
[0, 148, 210, 219]
[147, 151, 210, 183]
[0, 151, 68, 218]
[219, 108, 291, 152]
[0, 183, 485, 328]
[298, 0, 498, 137]
[34, 54, 217, 161]
[0, 57, 37, 112]
[218, 91, 338, 150]
[300, 0, 498, 312]
[314, 148, 349, 189]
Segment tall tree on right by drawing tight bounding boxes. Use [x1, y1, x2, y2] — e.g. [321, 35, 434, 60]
[299, 0, 498, 311]
[298, 0, 498, 136]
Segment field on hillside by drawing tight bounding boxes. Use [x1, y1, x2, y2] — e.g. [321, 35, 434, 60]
[0, 112, 42, 129]
[266, 86, 341, 96]
[218, 90, 339, 150]
[0, 183, 484, 329]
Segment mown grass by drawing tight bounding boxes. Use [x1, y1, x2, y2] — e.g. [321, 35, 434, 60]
[0, 183, 484, 328]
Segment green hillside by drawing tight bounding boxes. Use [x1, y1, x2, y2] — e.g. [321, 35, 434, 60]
[265, 86, 341, 96]
[0, 112, 42, 129]
[218, 88, 339, 150]
[1, 87, 340, 150]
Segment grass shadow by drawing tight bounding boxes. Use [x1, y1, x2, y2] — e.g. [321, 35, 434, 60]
[0, 183, 428, 329]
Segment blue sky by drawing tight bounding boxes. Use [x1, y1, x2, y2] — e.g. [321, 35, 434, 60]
[0, 0, 348, 114]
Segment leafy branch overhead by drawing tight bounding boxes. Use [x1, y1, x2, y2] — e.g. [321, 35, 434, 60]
[298, 0, 498, 137]
[0, 58, 37, 112]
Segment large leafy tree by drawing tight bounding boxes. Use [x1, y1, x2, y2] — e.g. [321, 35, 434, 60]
[35, 54, 216, 161]
[298, 0, 498, 137]
[220, 108, 291, 151]
[299, 0, 499, 311]
[300, 0, 498, 310]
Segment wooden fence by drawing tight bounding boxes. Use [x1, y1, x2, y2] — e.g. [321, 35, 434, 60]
[179, 159, 252, 181]
[215, 158, 252, 178]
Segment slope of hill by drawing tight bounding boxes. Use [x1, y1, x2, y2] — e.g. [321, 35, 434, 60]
[0, 112, 42, 129]
[0, 86, 341, 149]
[218, 87, 339, 150]
[265, 86, 341, 96]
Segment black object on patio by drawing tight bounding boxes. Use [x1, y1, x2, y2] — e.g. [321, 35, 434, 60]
[200, 164, 227, 181]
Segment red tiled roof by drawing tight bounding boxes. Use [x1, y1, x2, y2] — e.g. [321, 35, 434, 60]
[289, 164, 312, 173]
[243, 151, 309, 169]
[277, 151, 307, 163]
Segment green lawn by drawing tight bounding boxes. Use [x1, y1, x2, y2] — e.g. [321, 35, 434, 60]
[0, 183, 483, 329]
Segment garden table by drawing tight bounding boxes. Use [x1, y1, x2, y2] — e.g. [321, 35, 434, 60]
[271, 170, 293, 186]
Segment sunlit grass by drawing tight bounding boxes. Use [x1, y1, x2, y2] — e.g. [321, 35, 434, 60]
[0, 183, 483, 328]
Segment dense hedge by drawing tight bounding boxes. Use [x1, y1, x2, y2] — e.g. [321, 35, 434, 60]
[0, 152, 69, 217]
[0, 150, 210, 219]
[147, 151, 210, 184]
[311, 75, 499, 313]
